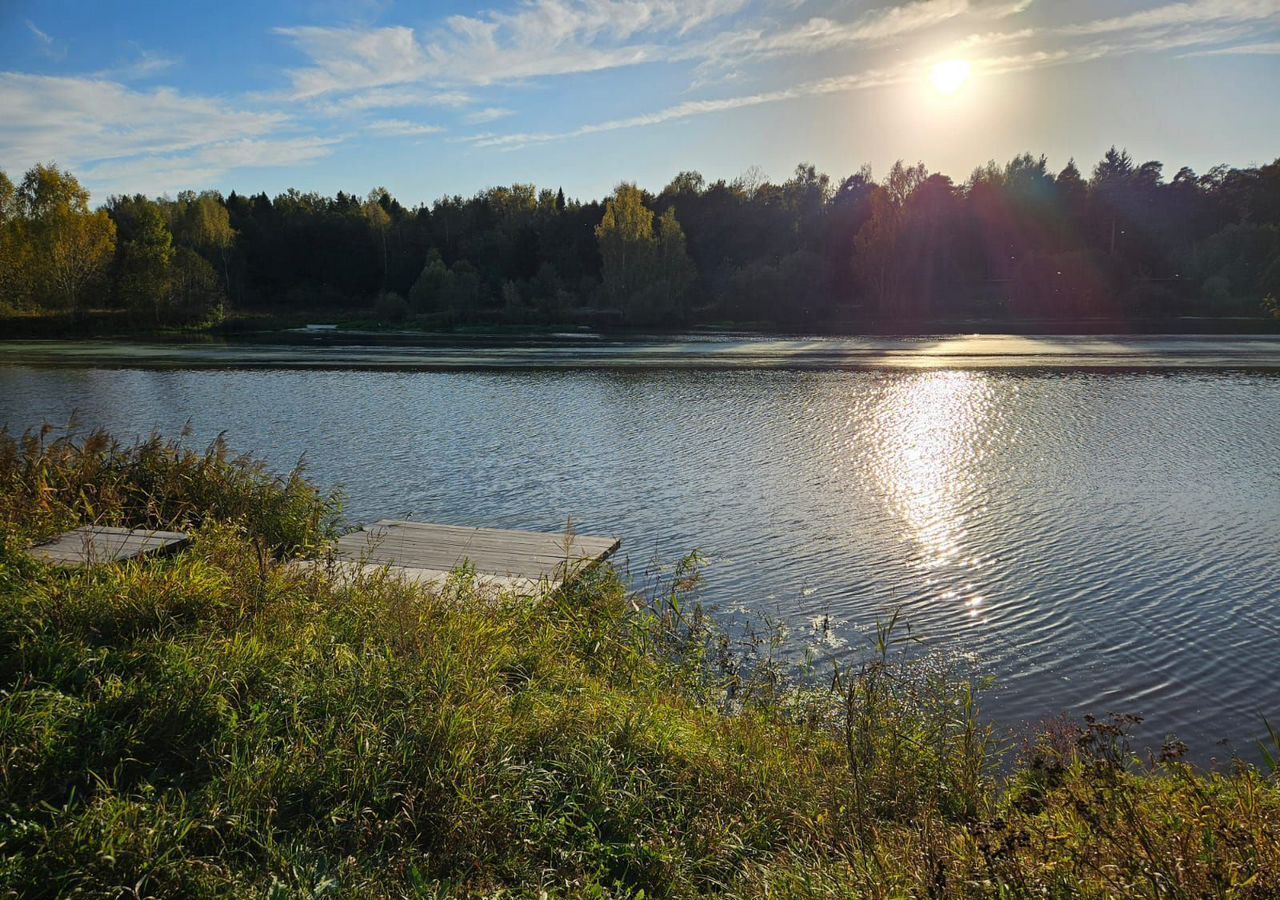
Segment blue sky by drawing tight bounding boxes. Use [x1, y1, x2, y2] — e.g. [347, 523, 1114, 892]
[2, 0, 1279, 205]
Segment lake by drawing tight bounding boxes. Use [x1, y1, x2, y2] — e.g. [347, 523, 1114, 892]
[2, 333, 1279, 759]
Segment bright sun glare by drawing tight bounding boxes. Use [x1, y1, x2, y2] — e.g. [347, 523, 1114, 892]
[931, 59, 972, 96]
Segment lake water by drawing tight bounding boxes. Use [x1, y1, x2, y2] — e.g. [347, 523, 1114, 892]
[2, 334, 1279, 759]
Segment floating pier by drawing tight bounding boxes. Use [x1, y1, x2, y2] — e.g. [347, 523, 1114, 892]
[330, 519, 621, 592]
[27, 525, 190, 567]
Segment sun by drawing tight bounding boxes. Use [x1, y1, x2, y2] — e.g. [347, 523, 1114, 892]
[931, 59, 972, 96]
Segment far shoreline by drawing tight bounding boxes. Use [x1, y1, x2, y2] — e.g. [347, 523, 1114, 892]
[3, 307, 1280, 345]
[5, 331, 1280, 373]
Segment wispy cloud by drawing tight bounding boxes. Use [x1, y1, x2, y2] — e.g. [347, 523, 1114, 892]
[367, 119, 446, 136]
[95, 48, 181, 81]
[1186, 37, 1280, 52]
[276, 0, 1037, 126]
[25, 19, 67, 61]
[311, 87, 475, 115]
[81, 136, 344, 196]
[0, 73, 336, 195]
[461, 0, 1273, 152]
[276, 0, 750, 99]
[1062, 0, 1280, 36]
[687, 0, 1031, 66]
[469, 62, 908, 149]
[0, 73, 283, 163]
[464, 107, 513, 124]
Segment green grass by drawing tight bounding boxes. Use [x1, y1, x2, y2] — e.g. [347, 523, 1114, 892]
[1, 429, 1278, 897]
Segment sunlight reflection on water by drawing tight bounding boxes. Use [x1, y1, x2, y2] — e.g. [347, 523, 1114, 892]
[870, 371, 989, 576]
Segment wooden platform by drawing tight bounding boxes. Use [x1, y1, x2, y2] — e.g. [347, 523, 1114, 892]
[27, 525, 190, 567]
[331, 519, 620, 592]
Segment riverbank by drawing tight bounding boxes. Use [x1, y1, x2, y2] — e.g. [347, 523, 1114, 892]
[3, 307, 1279, 342]
[5, 332, 1280, 372]
[1, 430, 1277, 896]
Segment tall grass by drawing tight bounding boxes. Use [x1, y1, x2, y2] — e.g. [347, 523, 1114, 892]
[0, 424, 340, 553]
[0, 430, 1277, 897]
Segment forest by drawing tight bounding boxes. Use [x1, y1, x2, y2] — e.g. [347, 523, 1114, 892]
[1, 148, 1279, 330]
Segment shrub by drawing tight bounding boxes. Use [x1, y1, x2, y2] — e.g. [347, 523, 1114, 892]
[372, 290, 409, 324]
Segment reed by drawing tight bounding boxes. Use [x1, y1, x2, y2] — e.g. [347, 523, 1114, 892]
[0, 424, 340, 554]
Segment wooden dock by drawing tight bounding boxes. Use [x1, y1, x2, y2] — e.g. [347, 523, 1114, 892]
[331, 519, 620, 592]
[27, 525, 190, 567]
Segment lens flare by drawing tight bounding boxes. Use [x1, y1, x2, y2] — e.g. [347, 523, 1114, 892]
[931, 59, 972, 96]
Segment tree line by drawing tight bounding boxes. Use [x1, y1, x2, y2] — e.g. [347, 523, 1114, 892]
[2, 148, 1279, 329]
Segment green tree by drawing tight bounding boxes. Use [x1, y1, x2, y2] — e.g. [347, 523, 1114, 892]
[442, 259, 482, 316]
[1091, 146, 1136, 257]
[170, 246, 225, 325]
[1055, 158, 1088, 228]
[175, 191, 235, 300]
[408, 249, 452, 312]
[532, 261, 568, 318]
[595, 186, 698, 322]
[596, 183, 655, 310]
[363, 189, 392, 288]
[119, 202, 174, 321]
[15, 164, 116, 311]
[853, 188, 901, 315]
[655, 207, 695, 316]
[0, 170, 15, 225]
[0, 170, 22, 309]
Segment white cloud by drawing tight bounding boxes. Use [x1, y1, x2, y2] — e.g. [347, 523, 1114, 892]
[277, 25, 429, 98]
[275, 0, 1039, 123]
[946, 18, 1257, 65]
[469, 62, 909, 148]
[76, 136, 342, 195]
[314, 87, 475, 114]
[96, 49, 180, 81]
[1187, 38, 1280, 52]
[367, 119, 446, 136]
[0, 73, 285, 164]
[464, 107, 513, 124]
[79, 137, 344, 196]
[276, 0, 749, 97]
[1062, 0, 1280, 36]
[276, 22, 655, 96]
[0, 73, 339, 196]
[197, 136, 342, 168]
[683, 0, 1033, 68]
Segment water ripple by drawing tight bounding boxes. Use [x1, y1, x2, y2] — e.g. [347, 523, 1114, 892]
[2, 363, 1279, 757]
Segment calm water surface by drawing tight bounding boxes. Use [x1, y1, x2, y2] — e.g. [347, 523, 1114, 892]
[2, 336, 1279, 757]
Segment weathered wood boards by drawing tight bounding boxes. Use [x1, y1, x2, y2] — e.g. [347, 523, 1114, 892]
[27, 525, 189, 567]
[26, 519, 622, 596]
[331, 519, 620, 592]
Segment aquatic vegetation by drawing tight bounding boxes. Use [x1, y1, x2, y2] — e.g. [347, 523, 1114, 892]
[0, 432, 1277, 897]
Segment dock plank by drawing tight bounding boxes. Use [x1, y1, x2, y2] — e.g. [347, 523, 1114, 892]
[344, 533, 616, 558]
[27, 526, 190, 567]
[333, 521, 620, 589]
[362, 521, 616, 552]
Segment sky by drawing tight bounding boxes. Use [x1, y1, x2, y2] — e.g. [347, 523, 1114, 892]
[1, 0, 1279, 206]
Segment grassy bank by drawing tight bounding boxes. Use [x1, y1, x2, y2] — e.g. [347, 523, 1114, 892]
[1, 430, 1278, 897]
